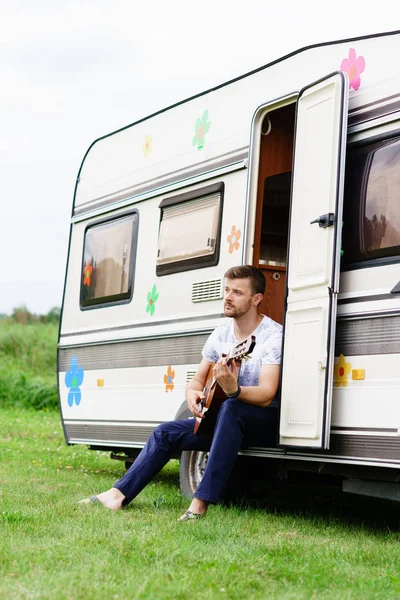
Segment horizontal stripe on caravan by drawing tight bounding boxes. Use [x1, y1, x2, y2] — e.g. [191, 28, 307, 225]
[65, 421, 398, 435]
[74, 148, 248, 216]
[58, 312, 400, 366]
[65, 423, 155, 445]
[331, 426, 398, 434]
[59, 313, 224, 339]
[65, 418, 162, 424]
[64, 422, 400, 461]
[335, 313, 400, 356]
[348, 92, 400, 127]
[58, 332, 210, 371]
[59, 304, 399, 343]
[64, 420, 398, 434]
[324, 434, 400, 461]
[338, 293, 400, 304]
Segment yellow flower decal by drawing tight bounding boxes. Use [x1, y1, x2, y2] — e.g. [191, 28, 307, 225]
[164, 365, 175, 392]
[142, 135, 152, 157]
[334, 354, 352, 387]
[227, 225, 241, 254]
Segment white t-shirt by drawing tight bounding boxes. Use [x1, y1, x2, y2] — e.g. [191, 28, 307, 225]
[202, 315, 283, 406]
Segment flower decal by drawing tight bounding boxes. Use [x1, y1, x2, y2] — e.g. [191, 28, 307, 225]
[227, 225, 241, 254]
[163, 365, 175, 392]
[142, 135, 152, 157]
[192, 110, 211, 150]
[334, 354, 352, 388]
[65, 356, 84, 407]
[83, 260, 93, 286]
[340, 48, 365, 91]
[146, 284, 159, 316]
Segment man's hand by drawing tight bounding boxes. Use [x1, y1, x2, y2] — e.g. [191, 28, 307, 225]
[186, 389, 205, 419]
[213, 357, 239, 396]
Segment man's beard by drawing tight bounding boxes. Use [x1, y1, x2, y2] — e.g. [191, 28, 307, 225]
[224, 299, 252, 319]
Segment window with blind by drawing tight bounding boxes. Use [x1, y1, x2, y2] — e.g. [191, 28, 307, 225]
[156, 183, 224, 275]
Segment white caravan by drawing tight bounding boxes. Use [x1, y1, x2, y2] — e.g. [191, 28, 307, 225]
[58, 30, 400, 502]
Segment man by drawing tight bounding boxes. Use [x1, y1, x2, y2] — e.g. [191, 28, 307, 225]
[79, 265, 282, 520]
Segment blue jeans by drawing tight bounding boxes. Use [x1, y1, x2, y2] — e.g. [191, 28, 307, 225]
[114, 399, 278, 505]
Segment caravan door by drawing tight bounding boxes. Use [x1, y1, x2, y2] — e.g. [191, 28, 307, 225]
[279, 72, 348, 449]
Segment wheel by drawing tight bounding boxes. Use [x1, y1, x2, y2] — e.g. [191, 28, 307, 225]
[179, 450, 209, 498]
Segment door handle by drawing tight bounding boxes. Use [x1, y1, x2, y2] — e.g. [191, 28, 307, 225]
[310, 213, 335, 228]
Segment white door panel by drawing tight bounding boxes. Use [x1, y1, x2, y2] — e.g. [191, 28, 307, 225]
[288, 74, 347, 294]
[279, 72, 348, 449]
[291, 226, 334, 291]
[280, 298, 330, 445]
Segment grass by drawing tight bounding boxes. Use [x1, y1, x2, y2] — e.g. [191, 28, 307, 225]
[1, 408, 400, 599]
[0, 321, 58, 410]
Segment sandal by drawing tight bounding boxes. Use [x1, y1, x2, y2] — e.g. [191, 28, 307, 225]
[89, 495, 101, 505]
[78, 495, 101, 506]
[177, 510, 205, 521]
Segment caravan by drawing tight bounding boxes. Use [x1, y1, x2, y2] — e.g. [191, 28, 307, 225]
[58, 30, 400, 502]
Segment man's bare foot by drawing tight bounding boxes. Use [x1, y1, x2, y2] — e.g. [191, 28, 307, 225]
[178, 498, 208, 521]
[187, 498, 208, 516]
[78, 487, 125, 511]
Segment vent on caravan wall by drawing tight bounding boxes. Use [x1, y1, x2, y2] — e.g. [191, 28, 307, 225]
[186, 370, 197, 383]
[191, 278, 223, 303]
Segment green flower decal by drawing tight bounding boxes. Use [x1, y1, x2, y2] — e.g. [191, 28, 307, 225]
[146, 284, 159, 316]
[192, 110, 211, 150]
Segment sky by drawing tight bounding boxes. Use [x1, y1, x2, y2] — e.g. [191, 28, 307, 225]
[1, 0, 399, 315]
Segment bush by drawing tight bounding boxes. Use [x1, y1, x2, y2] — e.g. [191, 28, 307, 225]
[9, 305, 61, 325]
[0, 318, 59, 410]
[0, 369, 58, 410]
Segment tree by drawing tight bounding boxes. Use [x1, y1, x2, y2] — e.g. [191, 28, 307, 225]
[46, 307, 61, 323]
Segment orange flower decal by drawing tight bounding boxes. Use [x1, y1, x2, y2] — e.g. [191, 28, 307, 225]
[334, 354, 352, 387]
[83, 260, 93, 286]
[164, 365, 175, 392]
[227, 225, 241, 254]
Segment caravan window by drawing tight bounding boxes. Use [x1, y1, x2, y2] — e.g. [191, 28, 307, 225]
[80, 211, 139, 308]
[342, 136, 400, 266]
[156, 183, 224, 275]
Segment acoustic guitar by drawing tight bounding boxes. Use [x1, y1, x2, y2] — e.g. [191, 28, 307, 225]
[194, 335, 256, 437]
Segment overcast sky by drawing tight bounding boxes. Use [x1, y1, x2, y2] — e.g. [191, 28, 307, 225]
[1, 0, 398, 315]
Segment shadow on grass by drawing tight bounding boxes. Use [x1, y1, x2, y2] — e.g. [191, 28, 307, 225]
[153, 470, 180, 487]
[82, 454, 400, 531]
[222, 458, 400, 533]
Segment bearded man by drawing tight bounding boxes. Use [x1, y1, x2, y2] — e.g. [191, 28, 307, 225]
[79, 265, 282, 520]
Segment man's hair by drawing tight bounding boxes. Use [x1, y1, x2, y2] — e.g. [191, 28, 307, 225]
[224, 265, 266, 295]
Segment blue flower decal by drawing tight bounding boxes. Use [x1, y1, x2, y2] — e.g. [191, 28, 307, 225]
[65, 356, 84, 407]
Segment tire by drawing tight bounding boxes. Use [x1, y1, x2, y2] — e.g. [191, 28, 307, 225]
[179, 449, 209, 498]
[180, 452, 281, 501]
[176, 403, 209, 498]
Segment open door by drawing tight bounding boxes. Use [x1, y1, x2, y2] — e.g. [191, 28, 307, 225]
[279, 72, 348, 449]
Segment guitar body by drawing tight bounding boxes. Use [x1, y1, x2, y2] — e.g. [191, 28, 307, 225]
[193, 335, 256, 438]
[193, 364, 228, 437]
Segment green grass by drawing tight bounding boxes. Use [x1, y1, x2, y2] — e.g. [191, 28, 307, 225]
[0, 321, 58, 409]
[1, 408, 400, 599]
